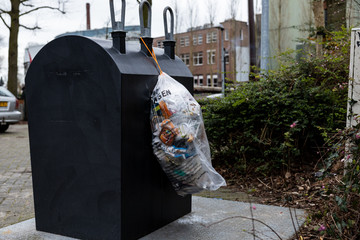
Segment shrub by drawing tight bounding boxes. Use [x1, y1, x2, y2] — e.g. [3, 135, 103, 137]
[201, 28, 350, 175]
[316, 124, 360, 239]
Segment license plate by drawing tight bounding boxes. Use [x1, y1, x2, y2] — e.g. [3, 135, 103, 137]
[0, 102, 7, 107]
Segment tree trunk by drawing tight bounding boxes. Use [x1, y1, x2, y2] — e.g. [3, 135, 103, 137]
[312, 0, 325, 57]
[8, 0, 20, 96]
[248, 0, 256, 68]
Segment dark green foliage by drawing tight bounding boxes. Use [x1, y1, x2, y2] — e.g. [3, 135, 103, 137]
[201, 29, 350, 174]
[319, 125, 360, 239]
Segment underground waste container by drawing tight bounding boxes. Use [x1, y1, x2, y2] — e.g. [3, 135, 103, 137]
[25, 2, 192, 239]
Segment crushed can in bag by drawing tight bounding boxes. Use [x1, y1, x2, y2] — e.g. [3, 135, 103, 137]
[150, 72, 226, 196]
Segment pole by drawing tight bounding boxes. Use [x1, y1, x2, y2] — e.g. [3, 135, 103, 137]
[86, 3, 91, 30]
[260, 0, 269, 72]
[221, 34, 225, 96]
[248, 0, 256, 68]
[219, 26, 225, 96]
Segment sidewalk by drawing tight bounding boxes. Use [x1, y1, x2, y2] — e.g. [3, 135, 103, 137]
[0, 124, 34, 228]
[0, 124, 307, 239]
[0, 124, 256, 229]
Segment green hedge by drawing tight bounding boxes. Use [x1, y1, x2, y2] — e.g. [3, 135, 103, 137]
[201, 29, 350, 174]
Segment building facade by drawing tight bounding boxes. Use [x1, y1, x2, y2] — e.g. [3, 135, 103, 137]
[153, 19, 249, 93]
[267, 0, 360, 70]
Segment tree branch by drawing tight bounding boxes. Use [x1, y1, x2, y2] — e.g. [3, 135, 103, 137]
[20, 6, 65, 17]
[0, 8, 11, 14]
[354, 0, 360, 8]
[0, 14, 10, 30]
[20, 24, 41, 30]
[21, 2, 34, 8]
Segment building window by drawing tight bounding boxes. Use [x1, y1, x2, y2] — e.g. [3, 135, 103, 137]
[212, 31, 217, 43]
[225, 29, 229, 41]
[193, 35, 197, 45]
[193, 52, 203, 66]
[199, 75, 204, 86]
[207, 74, 212, 86]
[213, 74, 218, 87]
[180, 37, 185, 47]
[198, 34, 203, 45]
[206, 32, 211, 43]
[224, 50, 229, 64]
[180, 53, 190, 66]
[157, 41, 163, 48]
[185, 36, 190, 46]
[207, 49, 216, 65]
[239, 29, 243, 40]
[193, 75, 198, 85]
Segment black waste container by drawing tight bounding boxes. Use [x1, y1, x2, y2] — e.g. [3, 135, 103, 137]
[25, 17, 193, 240]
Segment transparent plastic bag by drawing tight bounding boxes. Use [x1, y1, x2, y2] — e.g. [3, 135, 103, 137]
[150, 72, 226, 196]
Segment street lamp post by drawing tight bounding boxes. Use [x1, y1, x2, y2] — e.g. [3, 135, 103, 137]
[216, 24, 225, 97]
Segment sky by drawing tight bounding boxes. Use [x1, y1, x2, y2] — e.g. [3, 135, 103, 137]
[0, 0, 260, 84]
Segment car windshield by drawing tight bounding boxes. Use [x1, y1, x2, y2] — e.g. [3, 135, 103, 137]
[0, 88, 14, 97]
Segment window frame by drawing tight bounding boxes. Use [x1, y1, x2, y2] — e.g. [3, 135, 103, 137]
[213, 74, 218, 87]
[193, 35, 197, 45]
[199, 75, 204, 86]
[207, 74, 212, 87]
[193, 75, 198, 86]
[198, 34, 203, 45]
[206, 32, 211, 43]
[180, 53, 190, 66]
[212, 31, 217, 43]
[180, 37, 185, 47]
[193, 52, 203, 66]
[207, 49, 216, 65]
[184, 36, 190, 46]
[224, 50, 229, 64]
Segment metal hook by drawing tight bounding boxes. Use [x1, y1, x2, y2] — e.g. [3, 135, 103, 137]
[110, 0, 126, 31]
[139, 0, 152, 37]
[163, 6, 174, 41]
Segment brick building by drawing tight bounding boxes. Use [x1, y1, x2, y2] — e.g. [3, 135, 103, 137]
[153, 19, 249, 93]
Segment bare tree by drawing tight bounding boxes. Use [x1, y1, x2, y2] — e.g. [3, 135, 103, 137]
[228, 0, 240, 20]
[170, 0, 182, 56]
[185, 0, 198, 74]
[227, 0, 240, 81]
[207, 0, 217, 26]
[0, 0, 67, 96]
[312, 0, 325, 57]
[172, 0, 181, 34]
[0, 36, 3, 72]
[186, 0, 198, 31]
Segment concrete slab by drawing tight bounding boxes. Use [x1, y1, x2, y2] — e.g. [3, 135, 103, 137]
[0, 196, 306, 240]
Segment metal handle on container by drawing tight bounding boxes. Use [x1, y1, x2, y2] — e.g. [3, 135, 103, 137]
[110, 0, 126, 53]
[162, 6, 175, 59]
[110, 0, 126, 31]
[163, 6, 174, 41]
[139, 0, 152, 37]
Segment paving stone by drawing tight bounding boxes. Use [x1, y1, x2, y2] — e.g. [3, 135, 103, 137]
[0, 125, 34, 228]
[0, 197, 307, 240]
[0, 124, 307, 239]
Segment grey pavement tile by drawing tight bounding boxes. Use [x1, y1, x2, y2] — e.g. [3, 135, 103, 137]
[0, 124, 307, 239]
[0, 124, 35, 229]
[0, 197, 306, 240]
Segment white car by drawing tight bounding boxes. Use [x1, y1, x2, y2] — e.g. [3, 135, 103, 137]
[0, 87, 22, 133]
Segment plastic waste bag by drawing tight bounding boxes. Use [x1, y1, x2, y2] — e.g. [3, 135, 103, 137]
[150, 72, 226, 196]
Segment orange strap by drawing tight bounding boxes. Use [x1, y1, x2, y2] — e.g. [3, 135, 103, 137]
[140, 37, 163, 75]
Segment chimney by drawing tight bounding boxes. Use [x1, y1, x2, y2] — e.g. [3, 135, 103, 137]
[86, 3, 91, 30]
